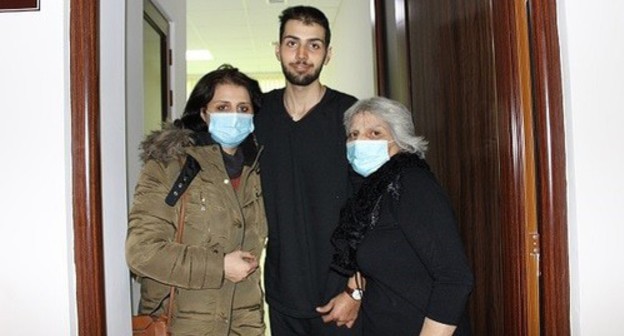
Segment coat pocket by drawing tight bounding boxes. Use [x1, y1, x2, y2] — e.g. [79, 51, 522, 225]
[182, 187, 229, 244]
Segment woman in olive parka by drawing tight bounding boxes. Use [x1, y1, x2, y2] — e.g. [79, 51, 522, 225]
[126, 65, 267, 336]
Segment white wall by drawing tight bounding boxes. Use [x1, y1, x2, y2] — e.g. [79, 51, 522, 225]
[101, 0, 133, 334]
[321, 0, 376, 99]
[558, 0, 624, 335]
[0, 2, 76, 335]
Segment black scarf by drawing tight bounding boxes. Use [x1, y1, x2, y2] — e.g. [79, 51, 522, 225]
[221, 148, 244, 179]
[330, 153, 429, 276]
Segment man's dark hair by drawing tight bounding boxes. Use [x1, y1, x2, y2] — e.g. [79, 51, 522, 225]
[279, 6, 331, 47]
[178, 64, 262, 132]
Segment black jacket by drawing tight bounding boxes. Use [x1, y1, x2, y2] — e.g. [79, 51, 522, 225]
[332, 154, 474, 335]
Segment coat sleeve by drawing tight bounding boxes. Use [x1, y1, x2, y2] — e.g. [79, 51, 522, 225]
[125, 160, 225, 289]
[396, 167, 474, 325]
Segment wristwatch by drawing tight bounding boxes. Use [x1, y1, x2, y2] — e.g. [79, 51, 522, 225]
[344, 286, 364, 301]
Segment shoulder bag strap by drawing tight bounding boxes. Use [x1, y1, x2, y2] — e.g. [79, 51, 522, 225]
[164, 191, 187, 324]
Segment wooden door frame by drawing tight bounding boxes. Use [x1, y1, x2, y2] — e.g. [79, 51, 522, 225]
[491, 0, 569, 334]
[372, 0, 569, 334]
[526, 0, 570, 334]
[70, 0, 107, 335]
[492, 0, 539, 333]
[70, 0, 568, 334]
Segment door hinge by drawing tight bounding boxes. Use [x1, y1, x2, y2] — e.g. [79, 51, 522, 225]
[530, 232, 540, 277]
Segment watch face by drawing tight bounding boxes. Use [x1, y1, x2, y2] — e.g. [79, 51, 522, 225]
[351, 288, 363, 300]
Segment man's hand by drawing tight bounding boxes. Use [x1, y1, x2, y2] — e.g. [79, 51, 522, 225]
[316, 292, 360, 328]
[224, 250, 258, 283]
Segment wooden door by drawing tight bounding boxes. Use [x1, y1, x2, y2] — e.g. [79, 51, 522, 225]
[373, 0, 569, 335]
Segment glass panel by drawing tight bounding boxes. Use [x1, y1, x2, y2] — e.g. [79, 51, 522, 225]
[143, 19, 165, 134]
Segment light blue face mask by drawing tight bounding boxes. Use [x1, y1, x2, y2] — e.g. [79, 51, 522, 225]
[208, 112, 254, 149]
[346, 140, 390, 177]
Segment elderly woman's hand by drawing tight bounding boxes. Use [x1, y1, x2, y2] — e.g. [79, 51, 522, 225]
[418, 317, 457, 336]
[224, 250, 258, 283]
[316, 292, 361, 328]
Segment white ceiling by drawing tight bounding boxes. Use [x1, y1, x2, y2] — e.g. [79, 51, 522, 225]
[186, 0, 345, 77]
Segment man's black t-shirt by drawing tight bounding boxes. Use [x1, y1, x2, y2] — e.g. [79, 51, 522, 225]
[255, 87, 357, 318]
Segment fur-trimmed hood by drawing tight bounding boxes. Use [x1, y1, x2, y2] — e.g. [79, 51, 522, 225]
[139, 123, 262, 206]
[139, 124, 195, 164]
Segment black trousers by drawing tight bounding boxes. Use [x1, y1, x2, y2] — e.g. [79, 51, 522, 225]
[269, 307, 362, 336]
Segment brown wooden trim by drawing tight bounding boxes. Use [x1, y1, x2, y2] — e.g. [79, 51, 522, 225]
[400, 0, 413, 111]
[372, 0, 411, 106]
[70, 0, 107, 335]
[514, 1, 541, 334]
[0, 0, 39, 11]
[492, 0, 535, 334]
[527, 0, 571, 335]
[373, 0, 387, 96]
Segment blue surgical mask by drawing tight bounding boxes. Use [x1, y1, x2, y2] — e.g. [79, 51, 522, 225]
[208, 112, 254, 149]
[346, 140, 390, 177]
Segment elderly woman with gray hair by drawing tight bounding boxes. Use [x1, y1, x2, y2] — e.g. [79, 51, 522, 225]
[330, 97, 474, 335]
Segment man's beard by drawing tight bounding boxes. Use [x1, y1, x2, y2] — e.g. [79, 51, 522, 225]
[282, 61, 324, 86]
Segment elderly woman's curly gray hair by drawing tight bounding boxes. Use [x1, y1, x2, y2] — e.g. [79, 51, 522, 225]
[343, 96, 428, 158]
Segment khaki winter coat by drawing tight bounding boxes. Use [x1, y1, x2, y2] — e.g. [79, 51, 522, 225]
[126, 127, 267, 336]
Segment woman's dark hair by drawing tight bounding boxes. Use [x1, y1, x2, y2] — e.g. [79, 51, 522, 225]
[279, 6, 331, 47]
[175, 64, 262, 132]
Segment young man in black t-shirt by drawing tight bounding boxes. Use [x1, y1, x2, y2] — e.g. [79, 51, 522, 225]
[255, 5, 362, 336]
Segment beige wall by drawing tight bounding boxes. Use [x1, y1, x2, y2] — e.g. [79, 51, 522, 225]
[321, 0, 376, 99]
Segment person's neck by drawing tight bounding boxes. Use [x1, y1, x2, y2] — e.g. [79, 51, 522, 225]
[283, 81, 326, 121]
[222, 147, 237, 156]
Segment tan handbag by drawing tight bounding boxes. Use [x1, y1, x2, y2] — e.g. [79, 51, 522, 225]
[131, 314, 169, 336]
[132, 194, 187, 336]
